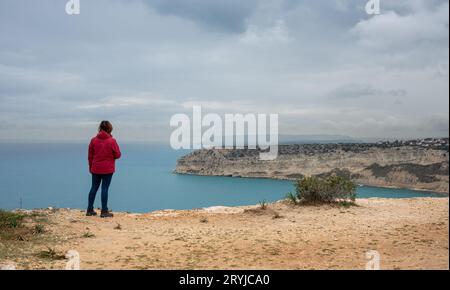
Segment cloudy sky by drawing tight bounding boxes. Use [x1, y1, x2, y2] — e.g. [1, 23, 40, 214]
[0, 0, 448, 142]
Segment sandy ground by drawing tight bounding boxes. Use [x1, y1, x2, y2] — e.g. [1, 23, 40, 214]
[1, 198, 448, 270]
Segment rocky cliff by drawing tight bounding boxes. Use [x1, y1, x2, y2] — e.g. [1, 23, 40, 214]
[175, 141, 449, 194]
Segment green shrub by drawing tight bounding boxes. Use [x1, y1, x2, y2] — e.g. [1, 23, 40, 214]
[295, 176, 356, 204]
[37, 247, 66, 260]
[82, 231, 95, 238]
[259, 200, 267, 210]
[0, 210, 25, 229]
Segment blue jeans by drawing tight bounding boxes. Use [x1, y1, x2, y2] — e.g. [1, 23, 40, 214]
[87, 173, 113, 211]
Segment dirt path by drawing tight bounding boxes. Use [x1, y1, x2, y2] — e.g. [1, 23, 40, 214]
[1, 198, 448, 270]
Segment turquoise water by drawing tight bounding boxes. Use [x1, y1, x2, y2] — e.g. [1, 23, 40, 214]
[0, 143, 446, 213]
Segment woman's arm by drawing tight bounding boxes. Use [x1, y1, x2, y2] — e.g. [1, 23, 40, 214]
[112, 139, 121, 160]
[88, 140, 94, 172]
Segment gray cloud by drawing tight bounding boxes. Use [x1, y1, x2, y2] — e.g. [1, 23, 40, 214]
[422, 115, 450, 135]
[142, 0, 259, 33]
[388, 89, 407, 97]
[331, 83, 378, 99]
[0, 0, 448, 142]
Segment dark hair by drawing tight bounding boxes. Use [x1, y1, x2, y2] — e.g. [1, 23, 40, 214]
[98, 121, 113, 134]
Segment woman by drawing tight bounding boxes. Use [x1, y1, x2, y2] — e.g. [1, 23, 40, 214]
[87, 121, 121, 218]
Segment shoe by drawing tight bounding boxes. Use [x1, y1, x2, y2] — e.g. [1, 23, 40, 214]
[100, 210, 114, 218]
[86, 210, 97, 216]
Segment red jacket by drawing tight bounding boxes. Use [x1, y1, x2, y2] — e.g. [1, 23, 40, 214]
[88, 131, 121, 174]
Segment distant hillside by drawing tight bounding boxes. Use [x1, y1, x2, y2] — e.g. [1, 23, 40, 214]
[176, 139, 449, 194]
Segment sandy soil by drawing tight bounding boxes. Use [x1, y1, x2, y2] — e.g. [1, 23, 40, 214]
[1, 198, 448, 270]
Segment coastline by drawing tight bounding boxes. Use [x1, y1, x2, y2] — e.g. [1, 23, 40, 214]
[173, 171, 450, 195]
[2, 197, 449, 270]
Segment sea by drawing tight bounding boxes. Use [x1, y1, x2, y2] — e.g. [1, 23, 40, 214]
[0, 143, 446, 213]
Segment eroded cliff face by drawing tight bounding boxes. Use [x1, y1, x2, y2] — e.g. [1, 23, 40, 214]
[175, 144, 449, 193]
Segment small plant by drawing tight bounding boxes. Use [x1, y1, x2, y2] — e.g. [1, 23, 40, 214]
[200, 217, 208, 223]
[33, 224, 45, 235]
[285, 192, 298, 205]
[0, 210, 45, 241]
[15, 235, 26, 241]
[114, 223, 122, 230]
[37, 247, 65, 260]
[0, 210, 25, 229]
[259, 200, 267, 210]
[82, 231, 95, 238]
